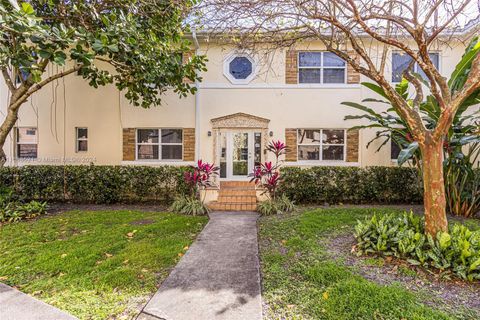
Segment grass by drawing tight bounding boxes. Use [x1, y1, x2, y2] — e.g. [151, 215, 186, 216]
[0, 210, 208, 319]
[259, 207, 479, 320]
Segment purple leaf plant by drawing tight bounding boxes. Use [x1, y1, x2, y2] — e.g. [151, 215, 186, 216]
[250, 140, 287, 200]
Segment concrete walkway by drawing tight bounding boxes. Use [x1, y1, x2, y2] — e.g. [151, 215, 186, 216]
[0, 283, 77, 320]
[138, 211, 262, 320]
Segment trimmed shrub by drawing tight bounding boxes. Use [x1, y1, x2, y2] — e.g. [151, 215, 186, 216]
[354, 211, 480, 281]
[279, 166, 423, 204]
[0, 165, 190, 204]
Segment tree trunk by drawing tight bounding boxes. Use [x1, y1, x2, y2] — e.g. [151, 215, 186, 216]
[0, 98, 22, 167]
[421, 139, 448, 237]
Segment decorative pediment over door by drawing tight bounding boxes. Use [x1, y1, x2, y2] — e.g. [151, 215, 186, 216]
[210, 112, 270, 129]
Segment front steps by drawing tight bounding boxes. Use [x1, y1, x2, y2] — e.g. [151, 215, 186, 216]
[208, 181, 257, 212]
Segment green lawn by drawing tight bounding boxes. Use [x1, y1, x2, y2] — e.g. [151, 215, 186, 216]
[259, 207, 480, 320]
[0, 210, 208, 319]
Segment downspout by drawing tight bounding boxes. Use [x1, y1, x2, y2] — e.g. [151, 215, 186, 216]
[192, 28, 201, 163]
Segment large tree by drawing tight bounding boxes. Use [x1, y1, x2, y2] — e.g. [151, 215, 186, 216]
[0, 0, 206, 166]
[200, 0, 480, 236]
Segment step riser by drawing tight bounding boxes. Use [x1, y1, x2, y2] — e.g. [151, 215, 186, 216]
[219, 190, 257, 196]
[209, 181, 259, 212]
[217, 196, 257, 204]
[220, 181, 255, 188]
[209, 204, 257, 211]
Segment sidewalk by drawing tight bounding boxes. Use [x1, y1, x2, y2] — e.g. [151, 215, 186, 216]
[0, 283, 77, 320]
[138, 211, 263, 320]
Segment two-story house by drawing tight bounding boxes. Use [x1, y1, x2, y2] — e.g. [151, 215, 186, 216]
[0, 33, 477, 184]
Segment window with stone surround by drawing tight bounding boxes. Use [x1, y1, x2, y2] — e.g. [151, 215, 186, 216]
[297, 129, 346, 161]
[392, 52, 440, 82]
[298, 52, 346, 84]
[136, 129, 183, 160]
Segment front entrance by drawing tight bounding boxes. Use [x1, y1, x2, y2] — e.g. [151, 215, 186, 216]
[218, 131, 262, 180]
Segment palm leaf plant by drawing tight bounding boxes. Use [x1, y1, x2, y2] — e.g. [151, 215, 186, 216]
[344, 39, 480, 217]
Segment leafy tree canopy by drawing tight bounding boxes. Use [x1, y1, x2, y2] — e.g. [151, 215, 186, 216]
[0, 0, 206, 108]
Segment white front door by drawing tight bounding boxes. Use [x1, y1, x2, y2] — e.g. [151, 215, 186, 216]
[219, 131, 262, 180]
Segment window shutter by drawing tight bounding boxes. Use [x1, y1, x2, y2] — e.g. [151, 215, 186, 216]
[347, 50, 361, 84]
[346, 129, 360, 162]
[183, 128, 195, 161]
[285, 50, 298, 84]
[123, 128, 135, 161]
[285, 128, 297, 161]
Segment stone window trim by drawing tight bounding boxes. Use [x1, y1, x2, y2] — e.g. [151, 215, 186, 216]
[285, 49, 360, 85]
[297, 128, 347, 161]
[298, 51, 347, 84]
[285, 128, 359, 163]
[223, 52, 257, 85]
[135, 128, 183, 161]
[123, 128, 195, 162]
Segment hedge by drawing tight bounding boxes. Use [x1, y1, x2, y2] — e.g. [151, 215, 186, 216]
[0, 165, 189, 204]
[279, 166, 423, 204]
[0, 165, 424, 205]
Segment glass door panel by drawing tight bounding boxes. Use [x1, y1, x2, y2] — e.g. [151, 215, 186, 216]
[232, 133, 249, 176]
[219, 133, 227, 178]
[254, 132, 262, 169]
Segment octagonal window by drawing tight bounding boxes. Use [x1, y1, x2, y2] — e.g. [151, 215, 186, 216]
[229, 56, 253, 80]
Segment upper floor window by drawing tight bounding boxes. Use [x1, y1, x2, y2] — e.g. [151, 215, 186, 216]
[136, 128, 183, 161]
[76, 127, 88, 152]
[297, 129, 345, 161]
[17, 127, 38, 159]
[224, 53, 256, 84]
[392, 52, 440, 83]
[298, 52, 346, 84]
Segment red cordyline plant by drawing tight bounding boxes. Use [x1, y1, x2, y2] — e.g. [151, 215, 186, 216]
[184, 160, 219, 199]
[250, 140, 287, 200]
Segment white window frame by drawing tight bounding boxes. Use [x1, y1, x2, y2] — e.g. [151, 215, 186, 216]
[16, 127, 38, 159]
[298, 51, 347, 85]
[135, 128, 183, 161]
[391, 51, 441, 83]
[297, 128, 347, 161]
[75, 127, 88, 153]
[223, 52, 257, 85]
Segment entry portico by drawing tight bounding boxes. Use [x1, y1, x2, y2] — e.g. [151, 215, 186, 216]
[211, 113, 270, 181]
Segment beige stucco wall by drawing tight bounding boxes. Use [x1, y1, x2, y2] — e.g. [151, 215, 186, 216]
[0, 38, 478, 168]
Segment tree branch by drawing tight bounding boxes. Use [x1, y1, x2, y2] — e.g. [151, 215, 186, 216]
[1, 68, 16, 93]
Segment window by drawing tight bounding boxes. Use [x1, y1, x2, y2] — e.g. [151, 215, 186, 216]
[391, 140, 401, 160]
[392, 52, 440, 82]
[136, 129, 183, 160]
[224, 53, 256, 84]
[229, 57, 253, 80]
[76, 128, 88, 152]
[297, 129, 345, 161]
[298, 52, 346, 84]
[17, 127, 38, 159]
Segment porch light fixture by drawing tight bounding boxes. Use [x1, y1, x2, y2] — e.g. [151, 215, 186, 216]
[269, 131, 273, 137]
[207, 131, 212, 137]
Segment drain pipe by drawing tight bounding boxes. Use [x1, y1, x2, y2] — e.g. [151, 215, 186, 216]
[192, 28, 201, 163]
